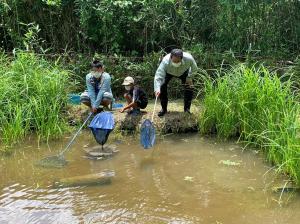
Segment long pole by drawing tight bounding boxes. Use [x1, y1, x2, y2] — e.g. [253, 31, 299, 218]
[151, 95, 158, 122]
[59, 112, 92, 156]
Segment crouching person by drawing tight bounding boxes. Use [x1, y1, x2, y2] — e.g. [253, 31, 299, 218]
[119, 76, 148, 116]
[80, 60, 113, 113]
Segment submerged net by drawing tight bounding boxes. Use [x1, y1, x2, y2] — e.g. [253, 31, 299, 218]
[36, 112, 93, 168]
[89, 112, 114, 146]
[140, 119, 156, 149]
[35, 155, 67, 168]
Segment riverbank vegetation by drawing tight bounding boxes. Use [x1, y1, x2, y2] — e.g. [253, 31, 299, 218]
[1, 1, 299, 59]
[0, 52, 72, 151]
[198, 64, 300, 184]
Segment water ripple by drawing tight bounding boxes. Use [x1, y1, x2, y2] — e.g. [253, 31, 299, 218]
[0, 183, 83, 224]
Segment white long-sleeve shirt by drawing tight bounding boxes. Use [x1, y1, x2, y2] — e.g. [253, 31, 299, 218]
[154, 52, 198, 92]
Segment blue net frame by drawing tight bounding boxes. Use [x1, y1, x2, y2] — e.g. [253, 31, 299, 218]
[140, 119, 156, 149]
[89, 112, 114, 147]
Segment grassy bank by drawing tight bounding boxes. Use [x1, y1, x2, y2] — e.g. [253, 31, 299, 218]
[0, 52, 72, 152]
[198, 64, 300, 184]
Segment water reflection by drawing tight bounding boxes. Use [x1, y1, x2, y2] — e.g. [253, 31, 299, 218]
[0, 133, 299, 224]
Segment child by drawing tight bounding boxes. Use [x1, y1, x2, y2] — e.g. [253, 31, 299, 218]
[119, 76, 148, 115]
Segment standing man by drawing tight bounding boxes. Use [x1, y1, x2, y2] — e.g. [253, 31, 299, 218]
[80, 60, 113, 113]
[154, 49, 197, 116]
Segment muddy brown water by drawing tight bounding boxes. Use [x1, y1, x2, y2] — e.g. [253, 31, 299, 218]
[1, 132, 300, 224]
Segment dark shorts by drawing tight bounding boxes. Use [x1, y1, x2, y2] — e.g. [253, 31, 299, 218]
[127, 93, 148, 109]
[136, 98, 148, 109]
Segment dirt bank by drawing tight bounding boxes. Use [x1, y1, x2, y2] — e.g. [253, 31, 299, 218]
[66, 100, 201, 134]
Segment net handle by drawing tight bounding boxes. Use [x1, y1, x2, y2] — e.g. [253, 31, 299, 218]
[151, 95, 158, 122]
[59, 112, 93, 156]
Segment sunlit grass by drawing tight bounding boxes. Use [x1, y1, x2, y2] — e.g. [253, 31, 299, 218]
[0, 51, 71, 151]
[198, 64, 300, 184]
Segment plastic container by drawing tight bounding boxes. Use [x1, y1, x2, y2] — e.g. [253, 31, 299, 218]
[68, 94, 81, 105]
[112, 103, 124, 109]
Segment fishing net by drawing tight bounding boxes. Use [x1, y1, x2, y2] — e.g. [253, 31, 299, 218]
[90, 129, 112, 145]
[89, 112, 114, 147]
[140, 119, 156, 149]
[35, 155, 68, 168]
[35, 113, 93, 168]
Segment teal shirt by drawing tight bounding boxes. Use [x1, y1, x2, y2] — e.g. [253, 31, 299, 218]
[154, 52, 198, 92]
[86, 72, 112, 108]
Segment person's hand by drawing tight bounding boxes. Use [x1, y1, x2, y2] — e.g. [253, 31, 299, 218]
[119, 108, 125, 113]
[91, 107, 97, 113]
[186, 78, 193, 87]
[155, 91, 160, 97]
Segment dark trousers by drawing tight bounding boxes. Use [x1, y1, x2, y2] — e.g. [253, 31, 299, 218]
[160, 70, 194, 112]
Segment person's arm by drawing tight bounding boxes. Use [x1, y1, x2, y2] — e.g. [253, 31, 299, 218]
[120, 101, 137, 113]
[154, 60, 167, 95]
[86, 75, 97, 108]
[94, 91, 104, 108]
[94, 73, 111, 108]
[120, 88, 138, 113]
[185, 56, 197, 86]
[188, 56, 198, 78]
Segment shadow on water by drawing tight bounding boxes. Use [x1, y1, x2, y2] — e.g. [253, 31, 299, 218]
[139, 156, 156, 171]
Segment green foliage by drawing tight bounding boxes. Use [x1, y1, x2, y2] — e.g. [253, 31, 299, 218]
[286, 57, 300, 94]
[199, 64, 300, 183]
[0, 51, 72, 151]
[75, 0, 178, 54]
[1, 0, 81, 52]
[215, 0, 300, 58]
[1, 0, 299, 58]
[42, 0, 61, 7]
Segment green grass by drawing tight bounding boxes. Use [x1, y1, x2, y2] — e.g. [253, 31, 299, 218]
[0, 51, 72, 152]
[198, 64, 300, 184]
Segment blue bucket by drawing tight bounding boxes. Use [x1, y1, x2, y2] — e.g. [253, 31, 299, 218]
[68, 94, 81, 105]
[112, 103, 124, 109]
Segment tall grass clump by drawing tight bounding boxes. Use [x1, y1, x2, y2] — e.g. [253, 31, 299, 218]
[0, 51, 71, 151]
[199, 64, 300, 184]
[286, 57, 300, 96]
